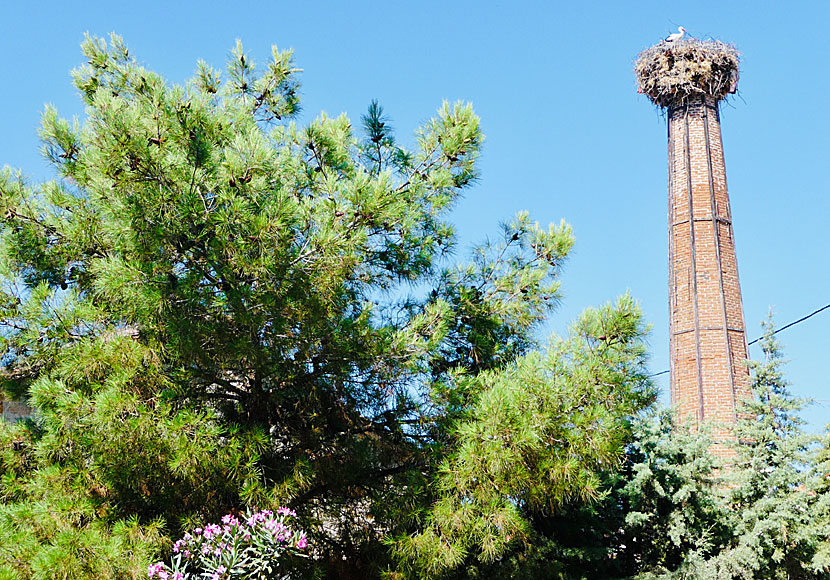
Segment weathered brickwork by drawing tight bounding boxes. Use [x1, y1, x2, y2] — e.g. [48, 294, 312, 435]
[667, 95, 750, 451]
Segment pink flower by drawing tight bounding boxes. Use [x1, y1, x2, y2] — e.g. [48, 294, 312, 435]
[147, 562, 165, 578]
[250, 509, 271, 523]
[172, 574, 184, 580]
[277, 506, 296, 517]
[297, 535, 308, 549]
[203, 523, 222, 539]
[158, 572, 169, 580]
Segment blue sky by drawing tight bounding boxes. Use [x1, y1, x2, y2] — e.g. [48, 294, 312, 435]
[1, 1, 827, 428]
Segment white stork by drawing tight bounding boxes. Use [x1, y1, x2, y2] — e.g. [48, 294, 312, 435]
[665, 26, 687, 42]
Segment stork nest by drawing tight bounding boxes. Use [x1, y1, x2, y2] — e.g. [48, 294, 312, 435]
[635, 39, 740, 108]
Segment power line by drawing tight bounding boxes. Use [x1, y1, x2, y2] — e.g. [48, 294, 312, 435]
[746, 302, 830, 346]
[648, 302, 830, 378]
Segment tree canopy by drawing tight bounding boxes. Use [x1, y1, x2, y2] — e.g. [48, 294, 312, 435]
[4, 34, 824, 580]
[0, 35, 655, 579]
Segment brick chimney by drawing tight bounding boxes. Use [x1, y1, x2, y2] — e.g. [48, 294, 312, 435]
[636, 39, 749, 449]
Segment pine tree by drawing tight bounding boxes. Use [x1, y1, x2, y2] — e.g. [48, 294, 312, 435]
[0, 35, 654, 578]
[687, 316, 829, 580]
[620, 412, 730, 579]
[564, 317, 830, 580]
[392, 296, 654, 578]
[812, 428, 830, 573]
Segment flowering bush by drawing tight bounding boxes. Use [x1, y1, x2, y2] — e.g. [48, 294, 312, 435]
[147, 508, 308, 579]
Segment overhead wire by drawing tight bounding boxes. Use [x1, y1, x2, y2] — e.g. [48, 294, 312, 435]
[746, 302, 830, 346]
[648, 301, 830, 378]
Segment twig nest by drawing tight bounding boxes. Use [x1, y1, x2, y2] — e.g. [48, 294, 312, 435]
[635, 39, 740, 108]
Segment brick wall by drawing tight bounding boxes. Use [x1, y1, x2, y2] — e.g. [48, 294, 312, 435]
[667, 95, 750, 448]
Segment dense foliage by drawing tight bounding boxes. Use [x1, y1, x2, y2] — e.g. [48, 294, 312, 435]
[150, 508, 308, 579]
[610, 319, 830, 580]
[1, 35, 825, 580]
[0, 35, 653, 579]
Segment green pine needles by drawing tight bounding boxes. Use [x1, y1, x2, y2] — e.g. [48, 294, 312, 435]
[617, 317, 830, 580]
[0, 34, 655, 578]
[10, 33, 827, 580]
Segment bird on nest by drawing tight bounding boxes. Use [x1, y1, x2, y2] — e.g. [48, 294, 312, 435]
[664, 26, 687, 42]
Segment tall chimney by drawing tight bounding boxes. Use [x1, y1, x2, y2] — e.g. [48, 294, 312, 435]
[636, 38, 750, 449]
